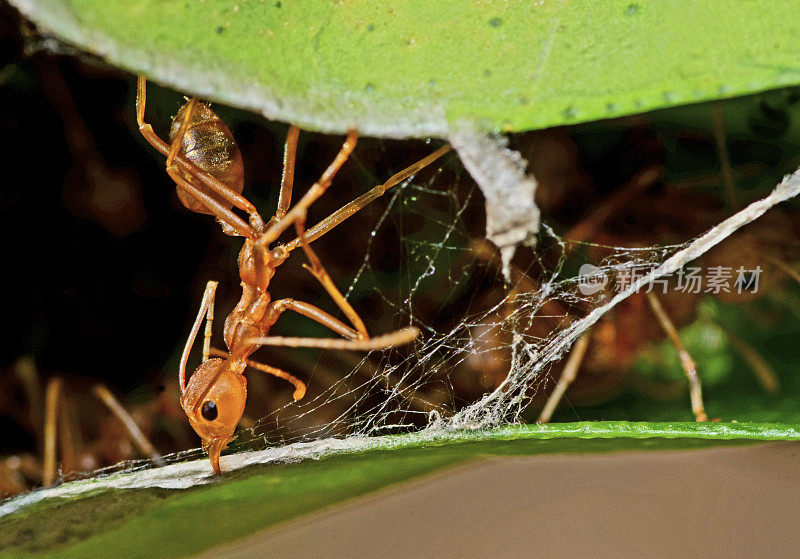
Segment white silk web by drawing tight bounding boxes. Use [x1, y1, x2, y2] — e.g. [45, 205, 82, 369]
[228, 154, 800, 451]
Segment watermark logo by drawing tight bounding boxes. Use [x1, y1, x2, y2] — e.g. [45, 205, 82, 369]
[577, 263, 609, 295]
[577, 263, 763, 296]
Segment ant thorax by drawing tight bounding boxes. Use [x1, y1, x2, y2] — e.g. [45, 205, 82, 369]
[237, 240, 278, 289]
[223, 284, 274, 360]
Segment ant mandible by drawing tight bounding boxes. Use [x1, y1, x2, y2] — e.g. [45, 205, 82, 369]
[136, 77, 451, 473]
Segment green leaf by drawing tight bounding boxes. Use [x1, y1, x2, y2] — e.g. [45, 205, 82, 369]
[9, 0, 800, 136]
[1, 424, 798, 558]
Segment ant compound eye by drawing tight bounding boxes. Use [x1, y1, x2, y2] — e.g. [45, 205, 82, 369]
[201, 400, 218, 421]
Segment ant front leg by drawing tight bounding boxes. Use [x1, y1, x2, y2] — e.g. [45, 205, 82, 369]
[180, 281, 219, 393]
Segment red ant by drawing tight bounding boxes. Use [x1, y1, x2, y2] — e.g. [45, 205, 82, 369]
[136, 77, 451, 472]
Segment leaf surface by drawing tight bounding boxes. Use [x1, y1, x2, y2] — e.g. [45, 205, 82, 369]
[10, 0, 800, 136]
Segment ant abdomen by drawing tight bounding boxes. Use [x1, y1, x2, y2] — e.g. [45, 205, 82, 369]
[169, 102, 244, 215]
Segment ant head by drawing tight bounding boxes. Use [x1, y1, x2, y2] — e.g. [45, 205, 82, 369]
[180, 358, 247, 474]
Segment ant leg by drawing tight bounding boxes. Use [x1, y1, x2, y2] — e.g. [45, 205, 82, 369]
[259, 129, 358, 246]
[278, 144, 451, 252]
[242, 360, 307, 402]
[166, 96, 198, 169]
[136, 77, 260, 234]
[294, 208, 368, 339]
[248, 325, 419, 351]
[42, 377, 63, 487]
[252, 298, 418, 348]
[646, 292, 707, 422]
[166, 168, 253, 237]
[209, 347, 306, 401]
[271, 298, 362, 340]
[180, 281, 219, 393]
[273, 125, 300, 222]
[92, 385, 163, 463]
[537, 332, 591, 423]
